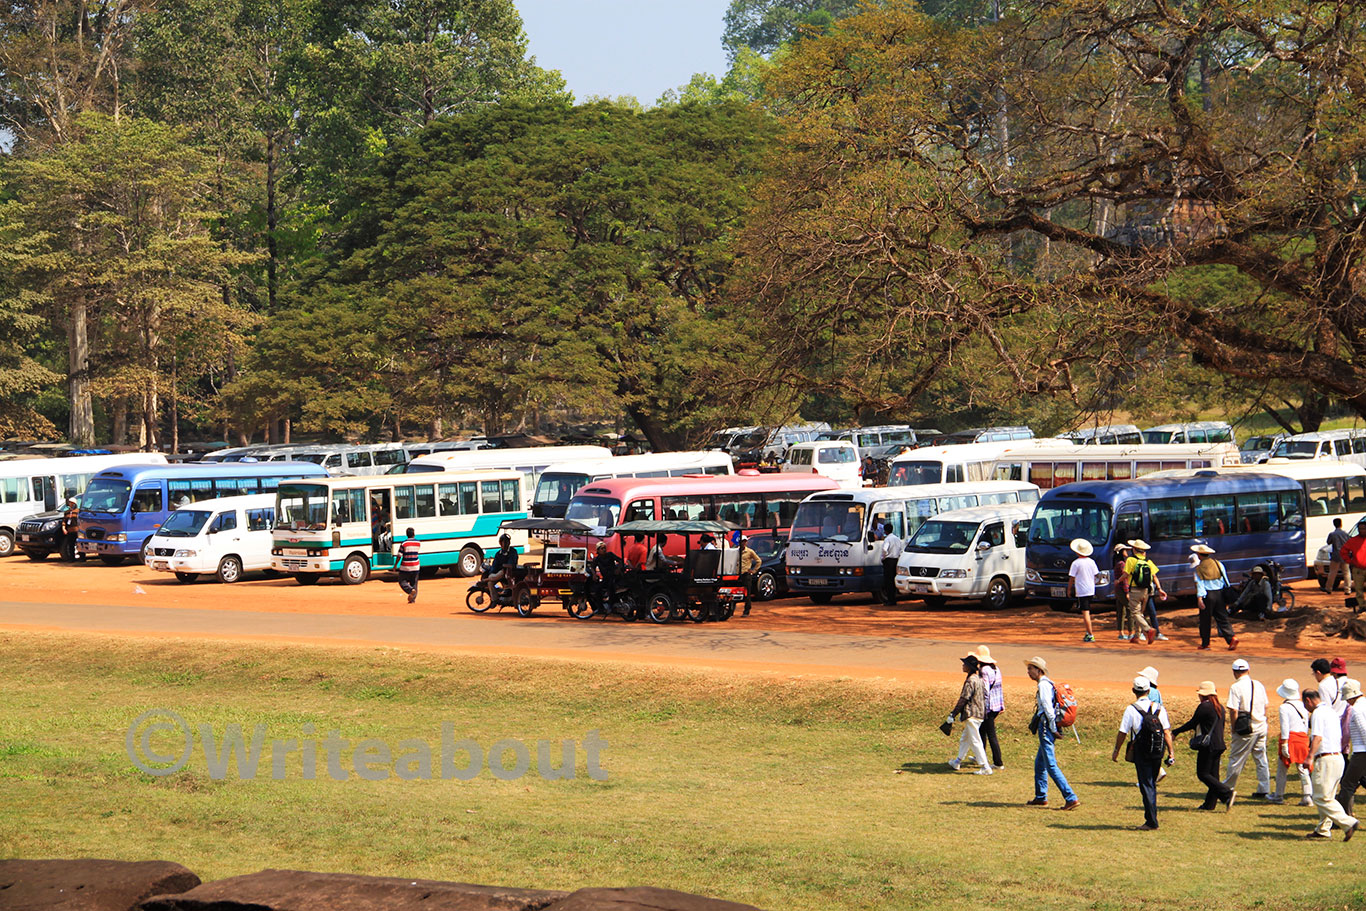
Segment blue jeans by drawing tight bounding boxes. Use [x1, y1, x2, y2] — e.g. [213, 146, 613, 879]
[1145, 596, 1160, 632]
[1034, 722, 1076, 802]
[1134, 757, 1160, 828]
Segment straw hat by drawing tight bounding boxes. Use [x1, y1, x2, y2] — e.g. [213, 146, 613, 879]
[969, 645, 996, 665]
[1129, 539, 1151, 552]
[1069, 538, 1094, 557]
[1196, 680, 1218, 697]
[1276, 678, 1301, 700]
[1191, 544, 1215, 555]
[1342, 679, 1363, 701]
[1025, 656, 1048, 674]
[1139, 665, 1159, 683]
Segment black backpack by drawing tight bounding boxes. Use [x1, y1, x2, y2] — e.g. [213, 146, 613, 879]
[1130, 559, 1154, 589]
[1134, 704, 1166, 761]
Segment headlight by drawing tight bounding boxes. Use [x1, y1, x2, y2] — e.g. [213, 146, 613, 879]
[896, 567, 909, 576]
[109, 533, 127, 543]
[1025, 569, 1041, 583]
[788, 566, 802, 575]
[174, 549, 197, 557]
[41, 520, 61, 531]
[1096, 571, 1111, 586]
[940, 569, 968, 579]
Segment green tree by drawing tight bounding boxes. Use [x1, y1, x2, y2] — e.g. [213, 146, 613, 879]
[721, 0, 863, 60]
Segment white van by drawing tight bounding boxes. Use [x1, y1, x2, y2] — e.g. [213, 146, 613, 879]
[894, 503, 1034, 609]
[143, 493, 277, 583]
[1141, 421, 1234, 445]
[1269, 430, 1366, 467]
[784, 441, 862, 488]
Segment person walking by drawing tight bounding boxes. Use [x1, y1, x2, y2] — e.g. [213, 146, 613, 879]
[1223, 658, 1271, 800]
[1025, 656, 1079, 809]
[1113, 542, 1134, 640]
[1139, 664, 1168, 782]
[1269, 678, 1314, 807]
[1172, 681, 1235, 811]
[974, 645, 1005, 769]
[947, 654, 992, 774]
[396, 527, 421, 604]
[1112, 675, 1174, 830]
[1335, 680, 1366, 817]
[1303, 687, 1360, 840]
[1067, 538, 1098, 642]
[1312, 658, 1341, 709]
[1192, 544, 1238, 651]
[1123, 540, 1164, 645]
[738, 535, 761, 616]
[879, 524, 904, 607]
[1324, 518, 1351, 593]
[1342, 517, 1366, 611]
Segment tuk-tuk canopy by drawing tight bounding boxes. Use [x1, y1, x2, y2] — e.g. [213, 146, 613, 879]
[499, 517, 591, 534]
[610, 519, 738, 537]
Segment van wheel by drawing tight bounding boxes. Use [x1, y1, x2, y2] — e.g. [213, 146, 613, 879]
[216, 555, 243, 584]
[986, 576, 1012, 610]
[0, 530, 14, 557]
[139, 538, 151, 563]
[341, 554, 370, 585]
[457, 546, 483, 578]
[174, 572, 199, 583]
[808, 592, 833, 605]
[99, 555, 126, 566]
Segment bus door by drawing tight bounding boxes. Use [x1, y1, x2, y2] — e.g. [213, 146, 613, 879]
[128, 484, 165, 545]
[368, 489, 394, 567]
[869, 504, 905, 552]
[1112, 507, 1145, 575]
[31, 474, 58, 511]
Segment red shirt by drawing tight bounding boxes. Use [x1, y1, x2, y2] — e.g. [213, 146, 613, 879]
[398, 538, 421, 571]
[624, 541, 647, 570]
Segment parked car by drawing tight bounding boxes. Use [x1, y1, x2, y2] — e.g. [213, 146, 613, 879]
[1313, 543, 1332, 583]
[783, 440, 862, 488]
[1239, 434, 1287, 464]
[940, 426, 1035, 445]
[1061, 423, 1143, 445]
[746, 531, 789, 601]
[143, 493, 278, 583]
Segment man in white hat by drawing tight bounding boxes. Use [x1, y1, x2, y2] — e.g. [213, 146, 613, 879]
[1336, 679, 1366, 817]
[1025, 656, 1079, 809]
[1112, 675, 1172, 830]
[1269, 678, 1314, 806]
[1067, 538, 1099, 642]
[1303, 686, 1359, 839]
[1192, 544, 1237, 650]
[1223, 658, 1271, 800]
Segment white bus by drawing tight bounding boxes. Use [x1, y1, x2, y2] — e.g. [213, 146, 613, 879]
[270, 470, 528, 584]
[0, 452, 167, 556]
[784, 481, 1041, 603]
[285, 443, 410, 476]
[399, 445, 613, 509]
[986, 442, 1241, 490]
[531, 451, 733, 518]
[1150, 459, 1366, 570]
[887, 440, 1069, 486]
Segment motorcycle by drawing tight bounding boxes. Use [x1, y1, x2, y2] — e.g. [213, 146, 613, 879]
[465, 564, 537, 617]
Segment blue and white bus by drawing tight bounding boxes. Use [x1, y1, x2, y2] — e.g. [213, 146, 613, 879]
[77, 462, 329, 564]
[1024, 472, 1306, 604]
[270, 470, 528, 584]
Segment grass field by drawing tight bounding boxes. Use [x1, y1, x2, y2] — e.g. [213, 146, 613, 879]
[2, 632, 1363, 910]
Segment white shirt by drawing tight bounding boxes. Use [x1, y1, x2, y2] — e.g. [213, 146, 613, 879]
[1309, 703, 1344, 755]
[1318, 675, 1341, 708]
[1349, 700, 1366, 753]
[1278, 699, 1309, 738]
[1119, 697, 1170, 736]
[881, 532, 903, 561]
[1069, 557, 1098, 598]
[1227, 676, 1268, 729]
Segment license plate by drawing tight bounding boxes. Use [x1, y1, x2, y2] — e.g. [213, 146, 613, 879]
[805, 578, 829, 586]
[1050, 586, 1066, 598]
[283, 548, 307, 556]
[18, 535, 30, 542]
[154, 561, 169, 570]
[909, 582, 930, 593]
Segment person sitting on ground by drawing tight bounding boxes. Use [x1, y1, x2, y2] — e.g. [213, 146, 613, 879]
[1232, 566, 1273, 619]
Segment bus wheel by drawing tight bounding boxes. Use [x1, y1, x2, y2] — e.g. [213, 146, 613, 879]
[808, 592, 833, 605]
[174, 572, 199, 583]
[341, 554, 369, 585]
[648, 591, 674, 623]
[985, 577, 1012, 610]
[99, 555, 126, 566]
[457, 546, 483, 578]
[216, 555, 243, 584]
[293, 573, 320, 585]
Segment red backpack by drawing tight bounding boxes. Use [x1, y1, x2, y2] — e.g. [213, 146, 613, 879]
[1053, 680, 1078, 728]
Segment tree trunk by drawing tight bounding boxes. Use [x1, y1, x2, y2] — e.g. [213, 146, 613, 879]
[67, 300, 95, 446]
[625, 404, 679, 452]
[428, 417, 442, 441]
[170, 358, 179, 455]
[283, 417, 291, 444]
[112, 397, 128, 446]
[266, 130, 278, 310]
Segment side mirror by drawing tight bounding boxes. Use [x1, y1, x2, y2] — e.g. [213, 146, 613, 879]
[976, 540, 992, 553]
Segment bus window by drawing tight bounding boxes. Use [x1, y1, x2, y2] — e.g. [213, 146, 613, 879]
[1337, 439, 1354, 458]
[1350, 478, 1366, 512]
[946, 465, 966, 483]
[871, 508, 905, 538]
[1236, 492, 1279, 534]
[1081, 462, 1107, 482]
[789, 500, 864, 542]
[1029, 463, 1054, 489]
[347, 451, 373, 469]
[937, 494, 977, 512]
[414, 485, 436, 518]
[1306, 479, 1345, 516]
[1279, 491, 1305, 529]
[1355, 437, 1366, 455]
[715, 494, 761, 527]
[993, 462, 1024, 482]
[480, 481, 501, 514]
[394, 486, 416, 520]
[456, 482, 478, 514]
[624, 499, 655, 523]
[247, 508, 274, 531]
[437, 483, 459, 515]
[1160, 461, 1186, 471]
[905, 498, 938, 536]
[1194, 495, 1234, 536]
[1188, 430, 1208, 444]
[500, 480, 519, 512]
[132, 486, 163, 515]
[662, 495, 709, 521]
[1134, 461, 1161, 478]
[331, 489, 364, 524]
[1114, 511, 1144, 546]
[1209, 427, 1233, 443]
[1053, 463, 1077, 486]
[1108, 462, 1133, 481]
[760, 493, 807, 528]
[565, 495, 619, 527]
[375, 449, 406, 467]
[980, 522, 1005, 548]
[1149, 498, 1193, 539]
[890, 461, 942, 486]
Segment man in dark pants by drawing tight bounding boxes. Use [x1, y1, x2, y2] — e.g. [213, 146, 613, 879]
[879, 525, 903, 606]
[1113, 675, 1174, 830]
[588, 542, 624, 615]
[60, 498, 81, 562]
[396, 528, 421, 604]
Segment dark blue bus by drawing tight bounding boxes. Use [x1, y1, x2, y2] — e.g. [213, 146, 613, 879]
[1024, 472, 1306, 603]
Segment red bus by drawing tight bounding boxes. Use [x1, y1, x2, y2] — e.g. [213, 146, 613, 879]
[561, 474, 840, 556]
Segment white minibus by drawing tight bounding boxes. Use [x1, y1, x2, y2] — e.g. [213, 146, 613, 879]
[1269, 430, 1366, 467]
[288, 443, 410, 476]
[1141, 421, 1234, 445]
[784, 441, 862, 488]
[144, 493, 277, 583]
[532, 451, 733, 518]
[895, 503, 1036, 609]
[785, 481, 1040, 603]
[400, 445, 613, 508]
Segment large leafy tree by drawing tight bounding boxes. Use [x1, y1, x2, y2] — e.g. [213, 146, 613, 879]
[736, 0, 1366, 424]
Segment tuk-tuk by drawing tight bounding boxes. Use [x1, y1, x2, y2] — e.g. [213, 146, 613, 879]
[470, 518, 592, 617]
[608, 519, 749, 623]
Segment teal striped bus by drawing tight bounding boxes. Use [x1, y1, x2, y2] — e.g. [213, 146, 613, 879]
[270, 470, 527, 585]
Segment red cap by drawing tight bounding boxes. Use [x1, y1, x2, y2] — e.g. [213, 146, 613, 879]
[1330, 657, 1348, 674]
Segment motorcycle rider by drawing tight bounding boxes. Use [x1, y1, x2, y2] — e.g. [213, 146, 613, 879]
[482, 534, 519, 597]
[589, 541, 625, 614]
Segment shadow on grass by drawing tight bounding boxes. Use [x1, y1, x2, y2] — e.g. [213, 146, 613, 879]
[897, 761, 961, 774]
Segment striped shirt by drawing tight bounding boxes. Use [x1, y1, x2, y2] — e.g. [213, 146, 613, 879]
[398, 538, 421, 572]
[981, 663, 1004, 713]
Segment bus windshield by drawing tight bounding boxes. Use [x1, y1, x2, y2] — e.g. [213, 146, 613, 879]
[1272, 440, 1321, 458]
[564, 495, 621, 528]
[81, 478, 131, 514]
[1027, 502, 1112, 548]
[276, 483, 329, 530]
[790, 500, 866, 542]
[536, 472, 591, 508]
[888, 462, 942, 486]
[158, 510, 212, 537]
[907, 520, 980, 554]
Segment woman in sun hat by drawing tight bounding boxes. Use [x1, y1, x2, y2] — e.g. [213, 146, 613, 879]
[947, 653, 992, 774]
[973, 645, 1005, 769]
[1068, 537, 1099, 642]
[1192, 544, 1237, 651]
[1172, 681, 1235, 811]
[1269, 678, 1313, 806]
[1113, 542, 1134, 640]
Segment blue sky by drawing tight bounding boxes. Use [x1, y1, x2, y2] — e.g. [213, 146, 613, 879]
[514, 0, 733, 104]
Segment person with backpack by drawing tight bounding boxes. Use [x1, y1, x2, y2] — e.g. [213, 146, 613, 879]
[1223, 658, 1272, 800]
[1192, 544, 1238, 651]
[1112, 675, 1173, 830]
[1024, 656, 1079, 809]
[1268, 678, 1314, 806]
[1122, 540, 1164, 645]
[1171, 681, 1235, 811]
